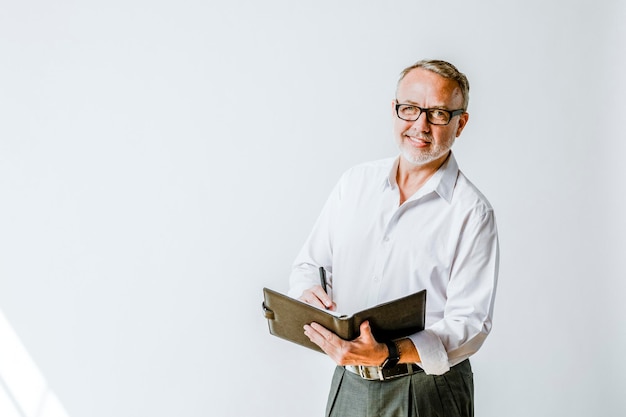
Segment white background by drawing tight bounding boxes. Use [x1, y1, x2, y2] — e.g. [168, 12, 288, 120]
[1, 1, 625, 416]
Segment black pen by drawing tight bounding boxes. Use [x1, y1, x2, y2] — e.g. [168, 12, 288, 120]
[319, 266, 328, 293]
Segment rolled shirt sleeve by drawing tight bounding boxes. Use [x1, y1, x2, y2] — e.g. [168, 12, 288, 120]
[410, 209, 499, 375]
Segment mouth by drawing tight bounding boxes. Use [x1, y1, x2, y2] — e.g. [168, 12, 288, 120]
[405, 134, 431, 147]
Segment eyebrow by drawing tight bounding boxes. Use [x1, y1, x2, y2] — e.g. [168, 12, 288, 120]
[397, 99, 452, 110]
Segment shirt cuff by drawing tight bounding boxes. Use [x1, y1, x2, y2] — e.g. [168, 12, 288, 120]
[409, 329, 450, 375]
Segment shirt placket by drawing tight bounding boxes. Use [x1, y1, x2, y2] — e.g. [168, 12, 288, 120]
[366, 195, 401, 306]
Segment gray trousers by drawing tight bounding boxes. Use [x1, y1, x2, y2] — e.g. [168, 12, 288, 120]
[326, 360, 473, 417]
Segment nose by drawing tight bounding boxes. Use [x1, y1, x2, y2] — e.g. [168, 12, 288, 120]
[410, 110, 430, 132]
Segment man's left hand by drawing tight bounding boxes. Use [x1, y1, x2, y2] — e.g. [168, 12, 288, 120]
[303, 320, 388, 366]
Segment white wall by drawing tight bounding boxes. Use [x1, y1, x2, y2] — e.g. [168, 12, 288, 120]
[1, 1, 625, 416]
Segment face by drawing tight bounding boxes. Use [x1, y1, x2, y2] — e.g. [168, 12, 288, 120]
[393, 68, 469, 168]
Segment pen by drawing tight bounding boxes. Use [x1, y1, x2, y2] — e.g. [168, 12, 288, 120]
[319, 266, 327, 293]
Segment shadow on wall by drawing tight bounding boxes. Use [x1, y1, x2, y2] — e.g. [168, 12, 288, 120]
[0, 310, 69, 417]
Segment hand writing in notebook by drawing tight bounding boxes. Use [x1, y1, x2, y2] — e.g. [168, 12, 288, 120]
[297, 266, 336, 311]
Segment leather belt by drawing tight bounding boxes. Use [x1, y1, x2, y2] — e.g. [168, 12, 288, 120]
[344, 363, 423, 381]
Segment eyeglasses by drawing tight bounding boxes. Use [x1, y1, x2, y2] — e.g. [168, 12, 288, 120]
[395, 103, 465, 125]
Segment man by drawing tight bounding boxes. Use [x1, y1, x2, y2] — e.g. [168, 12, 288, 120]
[288, 59, 499, 417]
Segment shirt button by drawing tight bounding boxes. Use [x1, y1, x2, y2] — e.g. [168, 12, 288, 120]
[383, 236, 390, 242]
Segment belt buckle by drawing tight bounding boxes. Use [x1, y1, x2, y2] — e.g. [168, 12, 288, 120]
[357, 365, 384, 381]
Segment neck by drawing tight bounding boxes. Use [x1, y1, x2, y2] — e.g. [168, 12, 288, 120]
[396, 152, 450, 204]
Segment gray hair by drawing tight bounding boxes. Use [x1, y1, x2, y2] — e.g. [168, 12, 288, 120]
[398, 60, 470, 110]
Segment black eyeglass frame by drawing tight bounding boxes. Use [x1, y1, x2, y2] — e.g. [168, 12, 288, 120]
[394, 103, 465, 126]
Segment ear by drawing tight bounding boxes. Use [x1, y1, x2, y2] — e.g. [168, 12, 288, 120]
[455, 112, 469, 137]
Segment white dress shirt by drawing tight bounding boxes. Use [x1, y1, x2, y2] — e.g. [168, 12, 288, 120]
[288, 152, 499, 375]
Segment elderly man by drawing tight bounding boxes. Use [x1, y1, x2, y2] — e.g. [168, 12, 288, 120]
[288, 59, 499, 417]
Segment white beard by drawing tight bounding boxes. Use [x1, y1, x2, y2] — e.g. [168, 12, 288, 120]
[397, 134, 455, 166]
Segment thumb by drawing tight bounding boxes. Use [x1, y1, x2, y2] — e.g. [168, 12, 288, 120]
[359, 320, 374, 339]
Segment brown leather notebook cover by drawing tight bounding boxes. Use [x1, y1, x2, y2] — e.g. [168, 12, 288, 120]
[262, 288, 426, 353]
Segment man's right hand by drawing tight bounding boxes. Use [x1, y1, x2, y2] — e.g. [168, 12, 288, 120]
[298, 285, 336, 311]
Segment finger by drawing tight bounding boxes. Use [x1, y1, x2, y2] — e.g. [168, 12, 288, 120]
[357, 320, 377, 343]
[310, 285, 334, 309]
[298, 289, 326, 309]
[309, 322, 335, 341]
[303, 323, 329, 351]
[299, 286, 333, 310]
[304, 322, 340, 353]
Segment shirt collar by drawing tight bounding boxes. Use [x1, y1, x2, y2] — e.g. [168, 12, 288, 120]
[434, 152, 459, 203]
[385, 152, 459, 204]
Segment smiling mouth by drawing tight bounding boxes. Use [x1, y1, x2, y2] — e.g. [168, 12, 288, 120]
[406, 135, 431, 146]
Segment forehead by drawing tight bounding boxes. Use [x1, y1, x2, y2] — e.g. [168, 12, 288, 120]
[397, 68, 463, 108]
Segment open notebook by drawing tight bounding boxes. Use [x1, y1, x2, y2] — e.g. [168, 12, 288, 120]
[262, 288, 426, 353]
